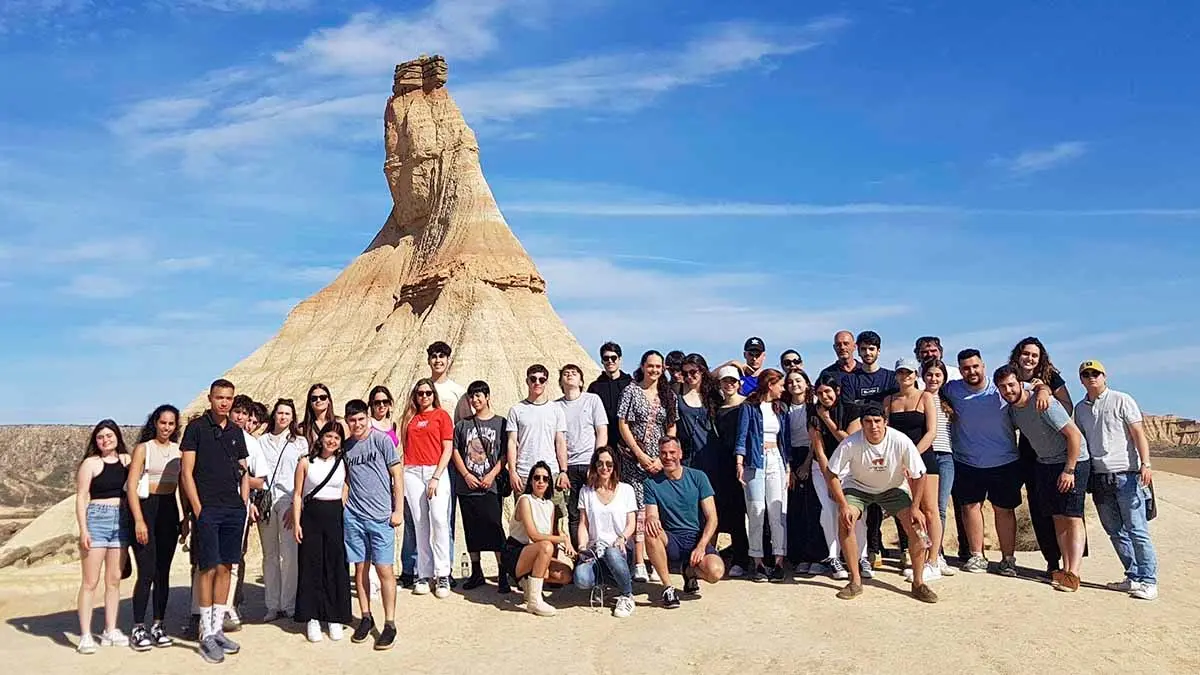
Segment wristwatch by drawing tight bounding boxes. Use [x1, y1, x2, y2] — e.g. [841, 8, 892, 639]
[1142, 462, 1152, 469]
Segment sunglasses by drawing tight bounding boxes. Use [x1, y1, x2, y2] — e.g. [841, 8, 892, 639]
[414, 390, 435, 398]
[601, 354, 619, 362]
[596, 460, 614, 468]
[681, 368, 701, 378]
[1081, 370, 1103, 378]
[528, 376, 547, 384]
[310, 394, 329, 402]
[372, 399, 392, 406]
[531, 474, 551, 483]
[782, 358, 801, 367]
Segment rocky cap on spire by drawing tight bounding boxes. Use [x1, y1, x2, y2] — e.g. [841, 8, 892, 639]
[393, 54, 448, 95]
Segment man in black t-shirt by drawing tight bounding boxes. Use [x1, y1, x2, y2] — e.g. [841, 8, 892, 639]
[588, 341, 633, 433]
[180, 379, 249, 665]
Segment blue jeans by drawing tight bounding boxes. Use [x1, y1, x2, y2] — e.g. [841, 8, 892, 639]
[1093, 472, 1158, 585]
[401, 502, 417, 575]
[573, 545, 633, 596]
[934, 452, 955, 525]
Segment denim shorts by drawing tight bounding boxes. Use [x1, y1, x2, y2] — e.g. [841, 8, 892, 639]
[86, 503, 130, 548]
[344, 511, 395, 566]
[665, 529, 717, 565]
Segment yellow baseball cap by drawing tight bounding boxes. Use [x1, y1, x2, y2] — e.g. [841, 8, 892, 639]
[1078, 360, 1107, 375]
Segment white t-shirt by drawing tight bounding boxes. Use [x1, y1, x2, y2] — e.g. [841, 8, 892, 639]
[579, 482, 637, 547]
[507, 399, 567, 477]
[434, 379, 471, 423]
[761, 402, 780, 438]
[556, 393, 609, 466]
[829, 427, 925, 494]
[244, 432, 267, 480]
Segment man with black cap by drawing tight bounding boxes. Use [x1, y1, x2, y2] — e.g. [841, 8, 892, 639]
[714, 337, 768, 397]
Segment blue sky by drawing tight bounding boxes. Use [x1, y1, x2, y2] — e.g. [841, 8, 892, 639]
[2, 0, 1199, 424]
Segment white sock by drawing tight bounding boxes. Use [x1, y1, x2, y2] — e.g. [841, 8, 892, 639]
[212, 604, 228, 636]
[199, 606, 214, 639]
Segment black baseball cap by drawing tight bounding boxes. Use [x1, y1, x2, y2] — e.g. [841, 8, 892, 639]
[744, 337, 765, 353]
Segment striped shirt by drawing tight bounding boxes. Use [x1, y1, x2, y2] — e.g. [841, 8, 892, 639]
[930, 394, 953, 454]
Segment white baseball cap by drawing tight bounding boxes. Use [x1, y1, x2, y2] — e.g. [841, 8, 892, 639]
[717, 365, 741, 381]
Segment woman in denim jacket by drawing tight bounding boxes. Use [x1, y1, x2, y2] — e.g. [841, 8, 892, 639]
[735, 369, 791, 582]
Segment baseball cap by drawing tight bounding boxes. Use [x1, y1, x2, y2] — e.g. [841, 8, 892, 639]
[1079, 360, 1107, 375]
[717, 365, 742, 381]
[743, 337, 765, 353]
[894, 358, 921, 373]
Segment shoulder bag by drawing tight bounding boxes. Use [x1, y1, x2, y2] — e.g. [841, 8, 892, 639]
[303, 454, 345, 503]
[251, 440, 289, 525]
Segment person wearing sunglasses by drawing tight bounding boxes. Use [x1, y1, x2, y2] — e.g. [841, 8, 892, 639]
[574, 447, 637, 618]
[299, 384, 348, 451]
[451, 380, 510, 592]
[401, 379, 456, 599]
[556, 364, 609, 550]
[712, 337, 768, 397]
[1074, 360, 1158, 601]
[507, 364, 569, 498]
[780, 350, 804, 374]
[588, 341, 633, 443]
[502, 461, 575, 616]
[675, 354, 722, 473]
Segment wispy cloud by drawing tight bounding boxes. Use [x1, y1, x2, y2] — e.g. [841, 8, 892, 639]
[60, 273, 137, 299]
[158, 256, 215, 272]
[507, 200, 951, 217]
[0, 0, 309, 34]
[991, 141, 1089, 175]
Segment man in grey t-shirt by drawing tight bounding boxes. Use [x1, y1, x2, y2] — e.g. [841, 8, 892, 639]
[996, 367, 1090, 591]
[341, 400, 404, 650]
[555, 363, 609, 549]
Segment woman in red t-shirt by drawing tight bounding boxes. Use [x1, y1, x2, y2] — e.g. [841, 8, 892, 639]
[401, 378, 456, 598]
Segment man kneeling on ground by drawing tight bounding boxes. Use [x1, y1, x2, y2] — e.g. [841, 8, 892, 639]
[643, 437, 724, 608]
[827, 402, 937, 603]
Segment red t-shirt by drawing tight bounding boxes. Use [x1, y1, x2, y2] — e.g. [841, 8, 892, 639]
[404, 408, 454, 466]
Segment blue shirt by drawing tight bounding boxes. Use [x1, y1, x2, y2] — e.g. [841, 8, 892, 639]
[942, 379, 1018, 468]
[644, 467, 715, 534]
[738, 373, 759, 397]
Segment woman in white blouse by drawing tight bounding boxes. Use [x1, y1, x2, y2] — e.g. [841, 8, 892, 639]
[574, 447, 637, 618]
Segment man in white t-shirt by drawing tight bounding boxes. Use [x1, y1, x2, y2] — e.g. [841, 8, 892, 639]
[555, 364, 609, 549]
[507, 364, 569, 495]
[827, 401, 936, 603]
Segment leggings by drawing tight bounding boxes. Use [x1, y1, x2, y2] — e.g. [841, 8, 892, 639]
[132, 494, 180, 623]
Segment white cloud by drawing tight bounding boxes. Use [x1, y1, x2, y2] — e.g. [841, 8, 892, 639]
[938, 324, 1063, 353]
[44, 236, 152, 265]
[992, 141, 1089, 175]
[158, 255, 214, 272]
[109, 97, 211, 136]
[60, 273, 137, 299]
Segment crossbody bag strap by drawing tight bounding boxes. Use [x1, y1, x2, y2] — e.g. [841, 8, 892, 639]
[303, 454, 344, 502]
[265, 439, 288, 490]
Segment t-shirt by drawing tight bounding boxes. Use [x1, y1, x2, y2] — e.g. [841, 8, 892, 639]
[829, 427, 925, 494]
[819, 361, 864, 407]
[453, 415, 507, 495]
[404, 408, 454, 467]
[434, 379, 471, 423]
[243, 432, 267, 479]
[643, 467, 714, 534]
[853, 367, 899, 403]
[738, 373, 759, 397]
[506, 400, 567, 477]
[509, 494, 555, 545]
[556, 393, 608, 466]
[343, 429, 401, 521]
[787, 403, 811, 449]
[579, 482, 637, 547]
[1075, 388, 1144, 474]
[1009, 397, 1089, 465]
[941, 379, 1017, 468]
[180, 411, 249, 510]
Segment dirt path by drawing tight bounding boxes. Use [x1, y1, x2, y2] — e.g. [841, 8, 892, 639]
[2, 472, 1198, 675]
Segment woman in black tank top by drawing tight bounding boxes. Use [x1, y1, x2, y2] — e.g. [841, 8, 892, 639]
[883, 363, 941, 579]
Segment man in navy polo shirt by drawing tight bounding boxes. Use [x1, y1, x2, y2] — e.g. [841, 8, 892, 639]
[819, 330, 864, 406]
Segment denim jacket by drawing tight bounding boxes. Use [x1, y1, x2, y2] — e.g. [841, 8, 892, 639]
[735, 402, 791, 470]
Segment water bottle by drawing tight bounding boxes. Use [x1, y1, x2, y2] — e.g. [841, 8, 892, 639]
[460, 552, 470, 579]
[915, 527, 932, 550]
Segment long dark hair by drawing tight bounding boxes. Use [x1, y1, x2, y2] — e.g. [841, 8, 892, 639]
[1009, 336, 1060, 386]
[301, 383, 337, 446]
[83, 419, 128, 462]
[524, 460, 556, 500]
[746, 368, 787, 416]
[814, 372, 842, 412]
[267, 398, 300, 442]
[309, 421, 345, 460]
[368, 385, 394, 419]
[136, 404, 180, 444]
[586, 446, 622, 490]
[682, 353, 722, 418]
[635, 350, 678, 427]
[921, 359, 956, 420]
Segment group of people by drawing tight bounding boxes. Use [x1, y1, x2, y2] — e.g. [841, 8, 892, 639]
[73, 334, 1161, 661]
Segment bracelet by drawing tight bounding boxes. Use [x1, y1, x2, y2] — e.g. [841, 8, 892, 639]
[430, 476, 440, 481]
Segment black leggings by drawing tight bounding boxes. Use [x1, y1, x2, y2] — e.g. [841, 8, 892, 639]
[133, 494, 180, 623]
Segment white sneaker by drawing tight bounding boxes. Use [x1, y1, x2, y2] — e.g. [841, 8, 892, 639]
[328, 622, 343, 641]
[613, 595, 635, 618]
[99, 628, 129, 647]
[727, 564, 746, 578]
[937, 555, 957, 576]
[859, 558, 874, 580]
[903, 563, 942, 583]
[413, 578, 431, 595]
[648, 567, 662, 583]
[306, 620, 323, 643]
[633, 564, 649, 583]
[1106, 579, 1143, 592]
[1131, 583, 1158, 601]
[77, 634, 97, 655]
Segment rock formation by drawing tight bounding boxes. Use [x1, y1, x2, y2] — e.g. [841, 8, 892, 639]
[1143, 414, 1200, 448]
[186, 55, 597, 415]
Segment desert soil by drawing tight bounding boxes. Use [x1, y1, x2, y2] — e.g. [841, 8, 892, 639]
[2, 471, 1198, 675]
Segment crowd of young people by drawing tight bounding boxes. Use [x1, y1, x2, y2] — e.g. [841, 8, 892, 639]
[72, 334, 1161, 661]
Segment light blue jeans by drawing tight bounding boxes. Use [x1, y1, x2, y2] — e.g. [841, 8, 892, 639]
[1093, 472, 1158, 585]
[573, 544, 633, 596]
[934, 452, 955, 526]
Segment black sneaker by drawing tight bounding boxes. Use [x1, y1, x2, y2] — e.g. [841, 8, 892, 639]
[497, 574, 512, 594]
[661, 587, 681, 609]
[682, 567, 701, 595]
[769, 566, 787, 583]
[448, 575, 458, 589]
[374, 623, 397, 651]
[351, 614, 375, 644]
[130, 625, 153, 652]
[398, 573, 416, 589]
[150, 623, 173, 647]
[752, 565, 769, 583]
[462, 570, 486, 590]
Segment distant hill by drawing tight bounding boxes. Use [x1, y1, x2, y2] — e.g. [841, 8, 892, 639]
[0, 425, 140, 508]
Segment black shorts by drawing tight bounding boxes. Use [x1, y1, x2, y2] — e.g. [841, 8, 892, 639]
[665, 529, 717, 565]
[1034, 462, 1091, 518]
[952, 460, 1022, 510]
[921, 451, 939, 476]
[194, 505, 247, 570]
[501, 537, 529, 581]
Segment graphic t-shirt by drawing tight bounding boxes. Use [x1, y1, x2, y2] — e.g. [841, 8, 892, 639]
[343, 429, 401, 521]
[1009, 397, 1088, 465]
[453, 415, 507, 495]
[404, 408, 454, 467]
[643, 467, 714, 534]
[556, 393, 609, 466]
[829, 427, 925, 494]
[852, 367, 899, 403]
[507, 400, 567, 477]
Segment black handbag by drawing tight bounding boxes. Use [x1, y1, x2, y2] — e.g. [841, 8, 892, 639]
[251, 440, 290, 525]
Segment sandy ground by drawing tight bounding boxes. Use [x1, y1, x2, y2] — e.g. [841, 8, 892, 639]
[3, 471, 1199, 675]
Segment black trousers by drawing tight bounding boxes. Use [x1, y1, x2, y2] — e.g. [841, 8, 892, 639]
[566, 465, 590, 550]
[132, 494, 180, 623]
[294, 499, 353, 624]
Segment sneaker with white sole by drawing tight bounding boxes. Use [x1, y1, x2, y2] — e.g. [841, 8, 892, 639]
[962, 554, 989, 574]
[199, 636, 225, 664]
[1130, 583, 1158, 600]
[997, 556, 1018, 577]
[859, 558, 874, 580]
[829, 558, 849, 580]
[77, 634, 97, 655]
[212, 632, 241, 655]
[223, 608, 242, 633]
[808, 561, 830, 577]
[434, 576, 451, 598]
[100, 628, 129, 647]
[328, 623, 344, 641]
[613, 595, 635, 618]
[937, 555, 956, 576]
[130, 625, 153, 652]
[1106, 578, 1142, 592]
[902, 563, 942, 583]
[727, 564, 746, 578]
[648, 567, 662, 583]
[632, 564, 649, 583]
[306, 619, 323, 643]
[413, 578, 432, 595]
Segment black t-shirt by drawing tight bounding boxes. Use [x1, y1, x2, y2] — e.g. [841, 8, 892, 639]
[181, 411, 249, 510]
[453, 415, 507, 496]
[853, 367, 899, 404]
[813, 401, 861, 456]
